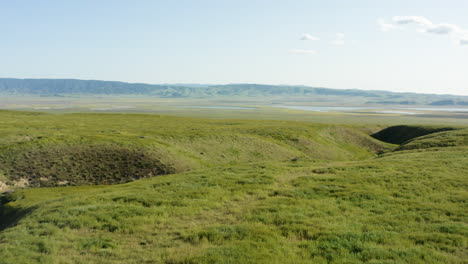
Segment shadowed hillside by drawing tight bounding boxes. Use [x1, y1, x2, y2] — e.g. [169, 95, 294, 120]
[371, 125, 456, 144]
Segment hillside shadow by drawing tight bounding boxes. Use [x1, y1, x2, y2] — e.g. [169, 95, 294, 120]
[0, 196, 35, 232]
[371, 125, 456, 145]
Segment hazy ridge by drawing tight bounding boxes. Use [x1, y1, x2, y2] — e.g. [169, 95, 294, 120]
[1, 78, 468, 106]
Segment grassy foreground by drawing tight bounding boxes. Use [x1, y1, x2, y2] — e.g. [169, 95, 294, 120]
[0, 110, 387, 187]
[0, 111, 467, 263]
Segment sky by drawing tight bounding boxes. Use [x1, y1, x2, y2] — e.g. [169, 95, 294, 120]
[1, 0, 468, 95]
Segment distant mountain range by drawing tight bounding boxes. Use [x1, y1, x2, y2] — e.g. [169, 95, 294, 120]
[1, 78, 467, 106]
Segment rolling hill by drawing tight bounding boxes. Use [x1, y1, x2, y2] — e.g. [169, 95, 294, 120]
[1, 78, 468, 106]
[0, 111, 467, 263]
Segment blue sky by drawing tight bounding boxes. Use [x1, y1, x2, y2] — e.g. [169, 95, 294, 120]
[1, 0, 468, 95]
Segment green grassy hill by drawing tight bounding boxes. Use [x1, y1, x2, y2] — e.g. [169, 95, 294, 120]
[0, 111, 467, 264]
[0, 111, 386, 188]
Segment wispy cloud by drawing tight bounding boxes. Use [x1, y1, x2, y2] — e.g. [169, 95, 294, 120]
[300, 33, 319, 41]
[331, 33, 345, 46]
[393, 16, 432, 26]
[288, 49, 317, 54]
[380, 16, 468, 45]
[426, 24, 458, 35]
[378, 18, 396, 32]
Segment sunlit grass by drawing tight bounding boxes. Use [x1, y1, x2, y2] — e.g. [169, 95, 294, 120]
[0, 110, 467, 263]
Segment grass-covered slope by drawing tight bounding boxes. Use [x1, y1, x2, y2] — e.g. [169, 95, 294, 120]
[0, 144, 177, 186]
[0, 111, 467, 264]
[397, 129, 468, 151]
[1, 134, 467, 263]
[0, 111, 386, 188]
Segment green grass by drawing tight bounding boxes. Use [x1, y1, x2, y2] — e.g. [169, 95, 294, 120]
[0, 110, 386, 187]
[397, 129, 468, 151]
[0, 110, 467, 263]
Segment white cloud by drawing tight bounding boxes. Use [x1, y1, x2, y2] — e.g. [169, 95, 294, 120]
[288, 49, 317, 54]
[378, 19, 396, 32]
[426, 24, 457, 35]
[300, 33, 319, 41]
[331, 33, 345, 46]
[382, 16, 468, 46]
[393, 16, 432, 26]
